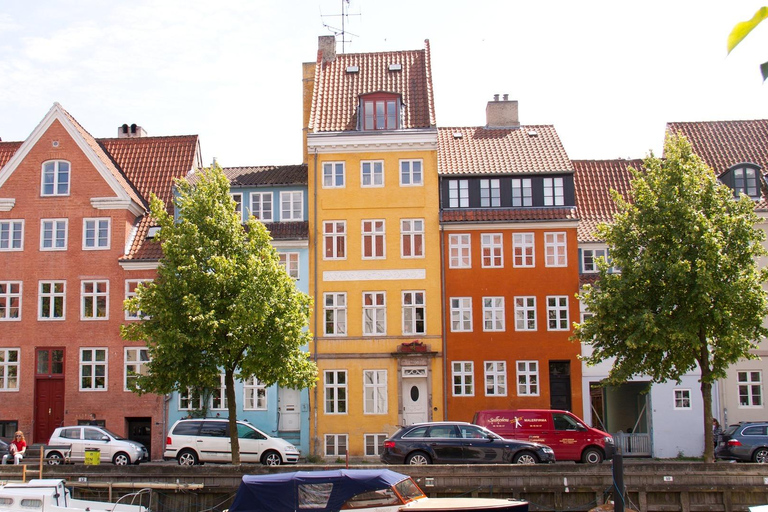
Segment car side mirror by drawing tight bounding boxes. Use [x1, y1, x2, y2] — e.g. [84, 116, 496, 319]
[101, 436, 110, 442]
[576, 425, 587, 431]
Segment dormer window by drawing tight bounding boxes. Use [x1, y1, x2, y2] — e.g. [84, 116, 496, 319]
[41, 160, 70, 196]
[731, 165, 761, 199]
[361, 93, 399, 131]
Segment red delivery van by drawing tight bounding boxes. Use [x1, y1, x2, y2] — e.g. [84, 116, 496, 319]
[473, 409, 615, 463]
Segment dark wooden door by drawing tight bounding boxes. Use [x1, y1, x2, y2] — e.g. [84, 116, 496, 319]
[34, 348, 65, 443]
[549, 361, 571, 411]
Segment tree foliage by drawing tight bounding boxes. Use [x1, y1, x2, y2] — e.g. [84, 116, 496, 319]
[727, 6, 768, 81]
[122, 165, 317, 464]
[574, 133, 768, 461]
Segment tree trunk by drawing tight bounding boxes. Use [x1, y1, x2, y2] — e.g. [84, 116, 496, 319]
[699, 333, 714, 463]
[226, 368, 240, 465]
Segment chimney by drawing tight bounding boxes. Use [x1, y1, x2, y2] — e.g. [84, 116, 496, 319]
[118, 123, 147, 138]
[485, 94, 519, 129]
[318, 35, 337, 63]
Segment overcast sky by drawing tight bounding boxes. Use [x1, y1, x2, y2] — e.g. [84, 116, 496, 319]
[2, 1, 768, 167]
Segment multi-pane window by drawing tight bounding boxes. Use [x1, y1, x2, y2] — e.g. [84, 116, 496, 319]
[243, 376, 267, 410]
[402, 291, 425, 335]
[582, 248, 608, 273]
[231, 193, 243, 221]
[363, 96, 398, 131]
[481, 233, 503, 268]
[511, 178, 532, 207]
[547, 296, 569, 330]
[738, 371, 763, 407]
[361, 220, 386, 259]
[400, 160, 423, 186]
[365, 434, 387, 456]
[250, 192, 273, 221]
[81, 280, 108, 320]
[734, 167, 760, 198]
[83, 218, 110, 250]
[673, 389, 691, 409]
[452, 361, 474, 396]
[323, 221, 346, 259]
[450, 297, 472, 332]
[449, 234, 471, 268]
[543, 177, 564, 206]
[39, 281, 65, 320]
[41, 160, 70, 196]
[324, 292, 347, 336]
[485, 361, 507, 396]
[0, 282, 21, 321]
[363, 370, 387, 414]
[544, 232, 567, 267]
[480, 179, 501, 207]
[40, 219, 67, 250]
[401, 219, 424, 258]
[514, 296, 537, 331]
[517, 360, 539, 396]
[448, 180, 469, 208]
[124, 347, 149, 391]
[0, 220, 23, 251]
[513, 233, 535, 267]
[280, 191, 303, 221]
[210, 374, 227, 410]
[361, 161, 384, 187]
[80, 348, 107, 390]
[278, 252, 300, 279]
[325, 434, 348, 456]
[323, 162, 345, 188]
[324, 370, 347, 414]
[125, 279, 151, 320]
[362, 292, 386, 336]
[0, 348, 19, 390]
[482, 297, 505, 331]
[179, 388, 204, 410]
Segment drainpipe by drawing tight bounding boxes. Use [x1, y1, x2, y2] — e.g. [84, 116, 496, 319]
[312, 148, 319, 457]
[438, 187, 448, 419]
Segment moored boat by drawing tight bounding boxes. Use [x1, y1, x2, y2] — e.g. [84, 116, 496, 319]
[0, 479, 149, 512]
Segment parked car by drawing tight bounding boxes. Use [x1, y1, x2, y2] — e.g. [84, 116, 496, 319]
[164, 418, 300, 466]
[380, 421, 555, 465]
[715, 422, 768, 463]
[474, 409, 615, 463]
[47, 425, 148, 465]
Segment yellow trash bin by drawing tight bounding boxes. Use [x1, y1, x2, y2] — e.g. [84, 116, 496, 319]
[84, 448, 100, 465]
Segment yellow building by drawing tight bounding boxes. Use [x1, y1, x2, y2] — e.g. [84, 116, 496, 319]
[303, 36, 443, 459]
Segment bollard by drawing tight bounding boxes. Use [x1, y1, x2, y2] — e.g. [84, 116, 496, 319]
[613, 452, 625, 512]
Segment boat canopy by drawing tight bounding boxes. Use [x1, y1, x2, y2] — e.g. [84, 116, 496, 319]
[228, 469, 410, 512]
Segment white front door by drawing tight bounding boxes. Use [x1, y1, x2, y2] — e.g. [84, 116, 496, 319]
[402, 368, 428, 425]
[278, 388, 301, 431]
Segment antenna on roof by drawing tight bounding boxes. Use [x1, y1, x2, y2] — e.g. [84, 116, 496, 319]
[320, 0, 360, 53]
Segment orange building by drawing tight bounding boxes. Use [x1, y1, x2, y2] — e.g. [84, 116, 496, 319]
[439, 98, 582, 421]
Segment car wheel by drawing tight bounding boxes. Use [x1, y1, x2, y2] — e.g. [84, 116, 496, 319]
[262, 450, 282, 466]
[753, 448, 768, 463]
[512, 451, 539, 465]
[581, 447, 604, 464]
[112, 452, 130, 466]
[405, 452, 431, 465]
[177, 449, 199, 466]
[46, 451, 64, 465]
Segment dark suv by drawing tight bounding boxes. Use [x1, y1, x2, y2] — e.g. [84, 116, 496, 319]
[715, 422, 768, 463]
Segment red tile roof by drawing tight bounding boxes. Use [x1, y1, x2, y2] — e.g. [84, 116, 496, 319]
[441, 207, 577, 223]
[572, 159, 641, 242]
[437, 126, 572, 175]
[0, 142, 22, 167]
[309, 41, 436, 132]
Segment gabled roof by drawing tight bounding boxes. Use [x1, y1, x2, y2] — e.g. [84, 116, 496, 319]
[437, 126, 572, 176]
[309, 41, 436, 132]
[216, 164, 307, 187]
[572, 159, 641, 242]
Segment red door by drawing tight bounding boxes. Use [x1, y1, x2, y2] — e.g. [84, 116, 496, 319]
[34, 348, 65, 443]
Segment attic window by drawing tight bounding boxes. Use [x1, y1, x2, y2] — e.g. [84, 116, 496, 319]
[360, 92, 399, 131]
[527, 130, 538, 137]
[146, 226, 161, 239]
[731, 164, 761, 199]
[388, 63, 402, 71]
[346, 66, 359, 73]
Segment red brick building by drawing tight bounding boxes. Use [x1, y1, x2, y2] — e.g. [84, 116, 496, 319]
[0, 104, 201, 458]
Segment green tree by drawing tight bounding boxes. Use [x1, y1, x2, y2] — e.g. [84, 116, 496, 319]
[122, 165, 317, 465]
[727, 6, 768, 80]
[574, 134, 768, 462]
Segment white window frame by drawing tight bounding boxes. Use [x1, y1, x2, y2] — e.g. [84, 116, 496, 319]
[250, 191, 273, 221]
[81, 280, 109, 320]
[278, 252, 300, 279]
[361, 219, 386, 259]
[362, 291, 387, 336]
[324, 292, 347, 336]
[243, 376, 267, 410]
[448, 180, 469, 208]
[511, 178, 532, 207]
[82, 218, 111, 250]
[40, 219, 68, 251]
[125, 279, 152, 320]
[738, 371, 764, 408]
[545, 232, 567, 267]
[124, 347, 149, 391]
[449, 234, 471, 268]
[0, 348, 20, 391]
[324, 370, 347, 414]
[179, 387, 204, 410]
[230, 193, 243, 222]
[364, 433, 387, 456]
[210, 374, 227, 410]
[402, 291, 426, 335]
[582, 247, 608, 273]
[400, 218, 424, 258]
[514, 296, 537, 331]
[450, 297, 473, 332]
[0, 220, 24, 251]
[547, 296, 569, 331]
[325, 434, 348, 456]
[517, 360, 539, 396]
[0, 282, 21, 321]
[481, 233, 504, 268]
[673, 388, 691, 410]
[280, 190, 303, 221]
[400, 159, 423, 186]
[41, 160, 70, 196]
[363, 369, 387, 414]
[513, 233, 535, 267]
[482, 296, 505, 332]
[39, 280, 65, 320]
[543, 177, 564, 206]
[80, 348, 107, 391]
[323, 221, 346, 260]
[323, 162, 345, 189]
[480, 179, 501, 207]
[361, 161, 384, 188]
[485, 361, 507, 396]
[452, 361, 474, 396]
[734, 167, 760, 198]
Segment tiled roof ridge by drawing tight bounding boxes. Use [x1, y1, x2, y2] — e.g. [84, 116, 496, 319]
[331, 45, 429, 59]
[223, 163, 306, 170]
[423, 39, 436, 127]
[97, 134, 199, 142]
[668, 119, 768, 126]
[441, 124, 556, 130]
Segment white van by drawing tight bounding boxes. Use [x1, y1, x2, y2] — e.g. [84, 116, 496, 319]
[164, 418, 300, 465]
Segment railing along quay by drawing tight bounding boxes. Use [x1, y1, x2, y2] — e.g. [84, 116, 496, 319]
[1, 462, 767, 512]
